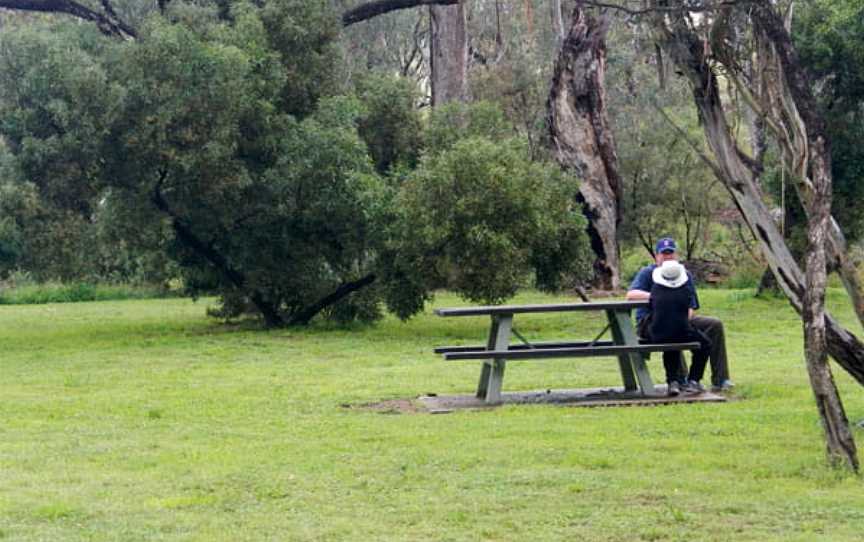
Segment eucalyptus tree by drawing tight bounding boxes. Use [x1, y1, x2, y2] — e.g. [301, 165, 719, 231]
[637, 0, 861, 470]
[547, 5, 623, 290]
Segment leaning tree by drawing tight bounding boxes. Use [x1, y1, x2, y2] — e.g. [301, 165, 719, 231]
[636, 0, 860, 470]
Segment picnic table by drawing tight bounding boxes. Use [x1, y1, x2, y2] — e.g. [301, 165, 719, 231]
[434, 300, 699, 404]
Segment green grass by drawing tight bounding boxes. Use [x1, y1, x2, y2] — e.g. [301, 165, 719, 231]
[0, 290, 863, 541]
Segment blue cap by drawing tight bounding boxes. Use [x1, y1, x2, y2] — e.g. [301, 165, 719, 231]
[655, 237, 677, 254]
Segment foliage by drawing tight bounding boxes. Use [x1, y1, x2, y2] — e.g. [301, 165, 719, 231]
[606, 22, 727, 261]
[384, 135, 591, 318]
[258, 0, 343, 118]
[793, 0, 864, 240]
[354, 72, 423, 174]
[423, 100, 513, 155]
[0, 4, 385, 325]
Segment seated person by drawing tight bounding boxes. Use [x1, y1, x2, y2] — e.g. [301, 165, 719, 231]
[626, 237, 734, 392]
[646, 260, 711, 396]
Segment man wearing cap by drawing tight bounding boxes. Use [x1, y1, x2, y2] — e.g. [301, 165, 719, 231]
[625, 237, 734, 392]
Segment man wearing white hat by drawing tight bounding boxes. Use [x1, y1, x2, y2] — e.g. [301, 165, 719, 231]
[626, 237, 733, 393]
[645, 259, 712, 395]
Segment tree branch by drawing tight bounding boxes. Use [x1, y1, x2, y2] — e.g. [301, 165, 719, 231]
[0, 0, 136, 39]
[342, 0, 457, 27]
[151, 172, 284, 327]
[287, 273, 378, 326]
[579, 0, 753, 17]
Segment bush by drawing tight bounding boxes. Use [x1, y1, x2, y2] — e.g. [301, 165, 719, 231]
[382, 136, 592, 318]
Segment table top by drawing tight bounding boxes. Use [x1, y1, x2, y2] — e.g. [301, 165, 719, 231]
[434, 300, 648, 317]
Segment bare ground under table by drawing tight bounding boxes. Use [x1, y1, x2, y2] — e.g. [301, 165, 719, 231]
[417, 385, 727, 413]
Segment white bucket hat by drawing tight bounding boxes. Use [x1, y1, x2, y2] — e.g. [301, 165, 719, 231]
[652, 260, 688, 288]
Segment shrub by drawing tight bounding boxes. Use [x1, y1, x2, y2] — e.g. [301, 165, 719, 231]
[382, 136, 591, 319]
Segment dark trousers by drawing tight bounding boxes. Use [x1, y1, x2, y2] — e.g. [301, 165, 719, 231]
[689, 315, 730, 386]
[638, 314, 728, 385]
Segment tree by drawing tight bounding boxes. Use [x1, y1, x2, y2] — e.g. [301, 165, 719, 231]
[606, 24, 726, 263]
[547, 4, 623, 290]
[0, 5, 387, 327]
[793, 0, 864, 240]
[647, 0, 859, 470]
[383, 129, 592, 318]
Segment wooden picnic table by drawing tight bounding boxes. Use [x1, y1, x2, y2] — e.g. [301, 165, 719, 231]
[434, 300, 698, 404]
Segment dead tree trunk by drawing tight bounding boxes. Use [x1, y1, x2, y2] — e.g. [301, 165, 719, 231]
[711, 4, 864, 332]
[429, 2, 468, 105]
[547, 5, 622, 290]
[751, 5, 864, 333]
[651, 3, 859, 469]
[650, 5, 864, 384]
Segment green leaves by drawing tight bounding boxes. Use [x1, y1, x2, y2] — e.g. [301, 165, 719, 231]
[385, 123, 590, 318]
[0, 6, 590, 325]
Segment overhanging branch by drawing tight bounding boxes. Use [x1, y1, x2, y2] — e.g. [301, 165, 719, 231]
[0, 0, 136, 39]
[343, 0, 457, 27]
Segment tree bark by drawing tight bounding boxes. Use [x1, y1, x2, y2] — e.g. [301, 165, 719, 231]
[342, 0, 457, 27]
[650, 5, 864, 385]
[651, 2, 860, 469]
[429, 2, 468, 105]
[547, 5, 622, 290]
[801, 132, 859, 471]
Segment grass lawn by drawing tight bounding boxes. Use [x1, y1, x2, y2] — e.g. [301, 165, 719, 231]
[1, 289, 863, 541]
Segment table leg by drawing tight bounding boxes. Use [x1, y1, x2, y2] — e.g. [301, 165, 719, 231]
[476, 314, 512, 403]
[607, 309, 660, 396]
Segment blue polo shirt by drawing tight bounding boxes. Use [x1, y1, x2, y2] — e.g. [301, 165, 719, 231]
[629, 264, 699, 322]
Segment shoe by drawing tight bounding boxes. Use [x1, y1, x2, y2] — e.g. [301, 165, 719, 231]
[667, 381, 681, 397]
[684, 380, 706, 393]
[711, 379, 735, 392]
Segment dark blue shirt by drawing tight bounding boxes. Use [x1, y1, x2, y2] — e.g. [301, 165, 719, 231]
[629, 264, 699, 322]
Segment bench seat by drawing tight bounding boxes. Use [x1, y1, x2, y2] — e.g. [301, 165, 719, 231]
[434, 340, 615, 354]
[441, 342, 701, 361]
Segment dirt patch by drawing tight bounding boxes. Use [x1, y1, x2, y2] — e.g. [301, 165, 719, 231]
[347, 398, 425, 414]
[345, 387, 728, 415]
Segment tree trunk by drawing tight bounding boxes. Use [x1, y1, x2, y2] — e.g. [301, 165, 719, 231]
[547, 6, 622, 290]
[287, 274, 377, 326]
[429, 2, 468, 106]
[550, 0, 565, 46]
[151, 178, 285, 327]
[651, 3, 860, 469]
[801, 136, 859, 471]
